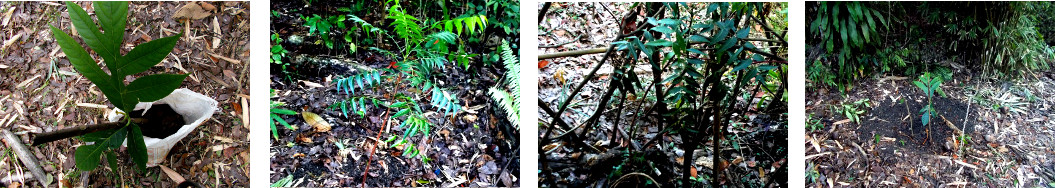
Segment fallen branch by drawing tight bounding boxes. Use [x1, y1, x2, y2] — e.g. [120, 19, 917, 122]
[2, 129, 49, 187]
[538, 41, 787, 62]
[294, 54, 376, 73]
[804, 152, 831, 160]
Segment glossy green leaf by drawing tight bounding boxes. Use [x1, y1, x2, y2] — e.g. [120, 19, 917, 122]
[51, 25, 123, 109]
[94, 1, 127, 50]
[272, 113, 295, 130]
[271, 108, 298, 115]
[65, 2, 118, 65]
[736, 28, 749, 38]
[125, 74, 187, 102]
[651, 26, 674, 34]
[645, 40, 674, 47]
[127, 124, 148, 170]
[393, 108, 411, 118]
[117, 34, 182, 77]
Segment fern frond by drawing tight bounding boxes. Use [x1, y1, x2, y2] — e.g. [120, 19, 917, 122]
[419, 56, 447, 71]
[387, 5, 423, 41]
[334, 71, 382, 96]
[347, 14, 385, 38]
[488, 88, 519, 126]
[430, 86, 462, 116]
[427, 31, 457, 44]
[435, 15, 488, 36]
[333, 71, 382, 117]
[489, 40, 521, 129]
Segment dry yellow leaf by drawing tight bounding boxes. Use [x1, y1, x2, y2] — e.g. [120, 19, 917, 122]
[303, 111, 332, 132]
[555, 67, 567, 85]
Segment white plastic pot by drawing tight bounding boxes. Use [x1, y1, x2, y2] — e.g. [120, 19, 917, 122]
[106, 88, 218, 167]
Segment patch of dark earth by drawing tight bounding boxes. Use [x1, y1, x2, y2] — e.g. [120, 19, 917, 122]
[130, 104, 187, 139]
[269, 58, 519, 186]
[541, 112, 788, 187]
[806, 70, 1055, 186]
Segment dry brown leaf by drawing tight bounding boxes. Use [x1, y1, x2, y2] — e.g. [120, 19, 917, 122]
[555, 67, 567, 85]
[462, 114, 478, 123]
[2, 33, 22, 53]
[303, 111, 331, 132]
[542, 142, 563, 153]
[159, 165, 186, 183]
[212, 17, 221, 48]
[300, 80, 324, 88]
[172, 3, 211, 20]
[538, 60, 549, 69]
[207, 53, 242, 64]
[1, 7, 14, 26]
[199, 2, 216, 11]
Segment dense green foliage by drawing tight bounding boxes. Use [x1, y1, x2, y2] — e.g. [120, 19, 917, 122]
[542, 2, 787, 186]
[808, 2, 1055, 91]
[52, 1, 185, 172]
[317, 0, 517, 163]
[807, 2, 887, 90]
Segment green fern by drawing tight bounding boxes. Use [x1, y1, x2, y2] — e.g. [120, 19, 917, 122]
[387, 0, 423, 42]
[346, 14, 385, 39]
[334, 71, 382, 96]
[333, 71, 382, 117]
[430, 86, 462, 116]
[488, 40, 520, 128]
[434, 15, 488, 36]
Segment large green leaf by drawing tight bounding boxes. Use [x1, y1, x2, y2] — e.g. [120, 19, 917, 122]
[51, 25, 124, 110]
[127, 123, 148, 170]
[64, 2, 119, 66]
[117, 34, 182, 76]
[74, 145, 102, 171]
[93, 1, 127, 53]
[74, 126, 128, 171]
[125, 74, 188, 102]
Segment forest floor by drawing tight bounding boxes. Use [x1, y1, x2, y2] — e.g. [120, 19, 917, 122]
[0, 1, 250, 187]
[806, 68, 1055, 187]
[268, 1, 518, 187]
[539, 2, 788, 187]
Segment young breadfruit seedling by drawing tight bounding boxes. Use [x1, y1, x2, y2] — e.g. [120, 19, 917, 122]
[31, 1, 186, 172]
[913, 72, 945, 143]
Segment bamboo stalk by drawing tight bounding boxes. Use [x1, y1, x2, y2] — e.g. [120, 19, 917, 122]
[1, 129, 49, 187]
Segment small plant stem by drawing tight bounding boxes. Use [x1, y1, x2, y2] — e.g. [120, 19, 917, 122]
[361, 76, 398, 187]
[31, 118, 148, 146]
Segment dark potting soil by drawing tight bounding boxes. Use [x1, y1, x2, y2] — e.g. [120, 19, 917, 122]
[130, 104, 186, 139]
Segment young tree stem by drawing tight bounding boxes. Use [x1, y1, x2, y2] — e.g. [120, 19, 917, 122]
[31, 118, 148, 146]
